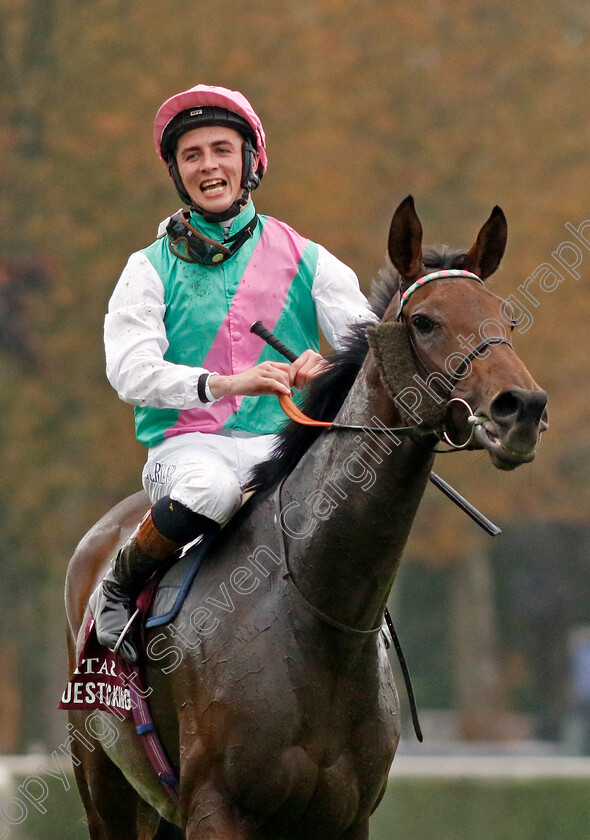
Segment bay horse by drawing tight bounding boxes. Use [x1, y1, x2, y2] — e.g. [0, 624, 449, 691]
[65, 196, 548, 840]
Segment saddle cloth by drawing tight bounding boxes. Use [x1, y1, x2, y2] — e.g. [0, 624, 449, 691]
[145, 532, 215, 628]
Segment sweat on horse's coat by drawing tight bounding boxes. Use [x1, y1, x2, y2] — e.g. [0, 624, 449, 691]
[247, 244, 492, 496]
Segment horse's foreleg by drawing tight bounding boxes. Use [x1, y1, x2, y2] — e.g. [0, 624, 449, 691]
[341, 823, 369, 840]
[69, 713, 158, 840]
[183, 786, 255, 840]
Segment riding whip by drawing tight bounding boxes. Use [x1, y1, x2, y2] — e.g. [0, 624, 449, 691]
[250, 320, 298, 363]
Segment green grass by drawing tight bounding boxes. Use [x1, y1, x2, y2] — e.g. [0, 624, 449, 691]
[2, 772, 88, 840]
[370, 778, 590, 840]
[5, 771, 590, 839]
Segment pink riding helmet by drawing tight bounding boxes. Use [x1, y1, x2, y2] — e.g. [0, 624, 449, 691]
[153, 83, 268, 174]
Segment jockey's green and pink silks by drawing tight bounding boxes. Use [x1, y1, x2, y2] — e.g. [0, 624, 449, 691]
[134, 203, 320, 447]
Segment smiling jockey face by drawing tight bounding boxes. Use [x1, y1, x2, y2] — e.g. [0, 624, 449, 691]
[154, 85, 267, 222]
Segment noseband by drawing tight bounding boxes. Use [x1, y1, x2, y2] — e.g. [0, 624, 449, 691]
[270, 269, 514, 450]
[394, 269, 514, 447]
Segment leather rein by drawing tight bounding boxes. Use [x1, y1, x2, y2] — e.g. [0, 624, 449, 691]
[273, 476, 424, 742]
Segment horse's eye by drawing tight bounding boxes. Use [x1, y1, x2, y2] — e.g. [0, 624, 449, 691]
[412, 314, 437, 335]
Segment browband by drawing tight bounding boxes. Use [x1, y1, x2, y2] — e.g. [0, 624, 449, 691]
[396, 269, 482, 318]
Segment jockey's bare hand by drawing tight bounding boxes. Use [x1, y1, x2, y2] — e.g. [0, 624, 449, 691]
[289, 350, 330, 391]
[208, 361, 292, 399]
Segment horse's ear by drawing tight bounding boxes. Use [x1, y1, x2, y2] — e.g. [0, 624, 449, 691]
[463, 206, 507, 280]
[388, 195, 423, 280]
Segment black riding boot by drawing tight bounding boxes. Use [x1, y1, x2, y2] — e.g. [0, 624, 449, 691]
[93, 510, 183, 663]
[93, 498, 220, 663]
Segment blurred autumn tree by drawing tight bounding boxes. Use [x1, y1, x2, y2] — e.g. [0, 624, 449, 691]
[0, 0, 589, 749]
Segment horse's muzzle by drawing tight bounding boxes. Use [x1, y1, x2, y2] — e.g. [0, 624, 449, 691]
[476, 387, 548, 469]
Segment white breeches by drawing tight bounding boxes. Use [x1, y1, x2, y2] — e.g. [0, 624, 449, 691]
[142, 430, 278, 525]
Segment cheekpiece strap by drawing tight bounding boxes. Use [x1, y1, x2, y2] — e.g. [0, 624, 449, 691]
[396, 269, 483, 319]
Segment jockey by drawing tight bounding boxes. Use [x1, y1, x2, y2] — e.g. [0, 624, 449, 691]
[99, 83, 374, 662]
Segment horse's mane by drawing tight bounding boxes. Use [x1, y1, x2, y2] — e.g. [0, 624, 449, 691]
[247, 246, 467, 494]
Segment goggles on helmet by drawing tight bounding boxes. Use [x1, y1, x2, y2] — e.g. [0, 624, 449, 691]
[166, 211, 257, 266]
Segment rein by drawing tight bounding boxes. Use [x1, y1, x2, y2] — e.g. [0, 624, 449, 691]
[278, 390, 482, 451]
[251, 270, 508, 746]
[277, 393, 420, 436]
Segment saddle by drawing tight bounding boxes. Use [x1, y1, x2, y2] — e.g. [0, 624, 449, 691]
[59, 515, 419, 806]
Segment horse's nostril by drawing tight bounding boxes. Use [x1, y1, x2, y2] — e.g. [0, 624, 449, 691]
[490, 389, 548, 426]
[490, 391, 520, 422]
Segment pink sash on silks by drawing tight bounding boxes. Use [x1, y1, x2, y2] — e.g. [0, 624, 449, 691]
[164, 217, 309, 436]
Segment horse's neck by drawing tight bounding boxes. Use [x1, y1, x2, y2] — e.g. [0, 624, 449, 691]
[281, 365, 435, 632]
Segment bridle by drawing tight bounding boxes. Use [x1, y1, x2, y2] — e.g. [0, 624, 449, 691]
[397, 269, 514, 448]
[279, 269, 514, 451]
[265, 270, 513, 739]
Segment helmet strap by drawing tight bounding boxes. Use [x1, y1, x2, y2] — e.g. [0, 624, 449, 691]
[168, 160, 192, 206]
[190, 188, 251, 223]
[241, 139, 260, 192]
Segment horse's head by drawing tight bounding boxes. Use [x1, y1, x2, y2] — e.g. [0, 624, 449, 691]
[369, 195, 548, 471]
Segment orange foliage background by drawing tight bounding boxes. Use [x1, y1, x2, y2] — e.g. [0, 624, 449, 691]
[0, 0, 589, 747]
